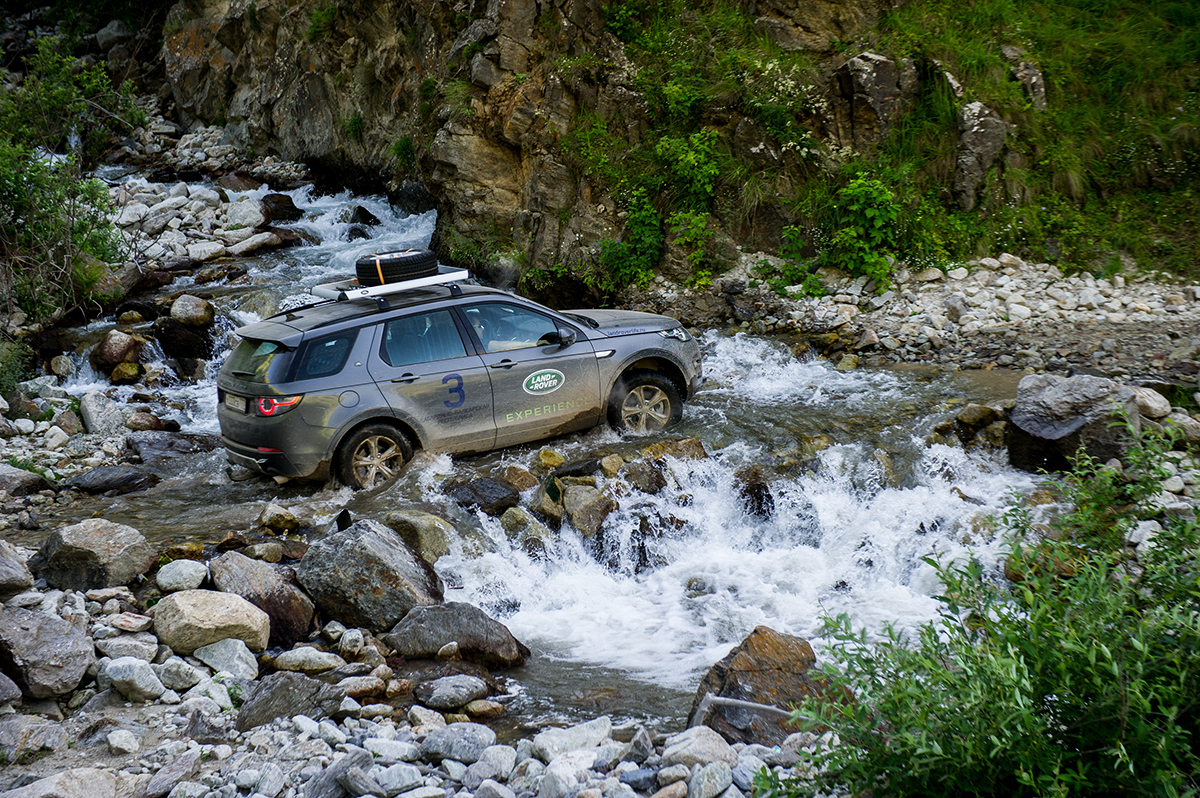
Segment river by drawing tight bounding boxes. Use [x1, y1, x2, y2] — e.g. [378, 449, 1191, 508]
[51, 177, 1034, 736]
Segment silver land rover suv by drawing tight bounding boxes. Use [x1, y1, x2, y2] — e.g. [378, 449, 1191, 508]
[217, 260, 703, 489]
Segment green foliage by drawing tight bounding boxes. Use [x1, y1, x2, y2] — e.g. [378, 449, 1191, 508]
[392, 136, 416, 172]
[815, 175, 900, 290]
[597, 188, 664, 290]
[6, 456, 47, 477]
[0, 39, 135, 326]
[656, 129, 721, 209]
[0, 338, 33, 398]
[754, 228, 826, 297]
[306, 3, 336, 40]
[761, 427, 1200, 798]
[667, 211, 725, 287]
[442, 81, 475, 120]
[246, 2, 259, 31]
[344, 112, 364, 142]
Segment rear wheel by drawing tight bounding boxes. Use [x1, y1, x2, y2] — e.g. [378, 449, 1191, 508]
[355, 250, 439, 286]
[336, 424, 414, 489]
[607, 371, 683, 435]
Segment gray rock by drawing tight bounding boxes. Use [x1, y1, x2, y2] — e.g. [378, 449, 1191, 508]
[382, 509, 455, 564]
[156, 559, 208, 592]
[153, 656, 203, 691]
[383, 602, 530, 668]
[363, 737, 420, 762]
[193, 637, 258, 679]
[152, 589, 270, 654]
[0, 714, 68, 763]
[107, 728, 140, 754]
[0, 539, 34, 600]
[532, 716, 612, 762]
[377, 762, 424, 796]
[1008, 374, 1141, 472]
[442, 478, 520, 516]
[63, 465, 158, 495]
[953, 101, 1010, 212]
[210, 550, 314, 647]
[255, 762, 286, 798]
[475, 780, 517, 798]
[0, 463, 53, 496]
[95, 631, 160, 661]
[661, 726, 738, 768]
[563, 485, 614, 537]
[0, 606, 95, 698]
[29, 518, 157, 592]
[235, 671, 347, 732]
[0, 767, 116, 798]
[688, 762, 733, 798]
[144, 748, 202, 798]
[227, 199, 267, 229]
[300, 746, 371, 798]
[337, 766, 386, 798]
[0, 670, 20, 705]
[79, 391, 125, 436]
[96, 19, 133, 50]
[415, 674, 489, 710]
[731, 755, 767, 792]
[296, 519, 443, 631]
[420, 721, 497, 764]
[170, 294, 216, 327]
[105, 656, 166, 701]
[271, 646, 346, 673]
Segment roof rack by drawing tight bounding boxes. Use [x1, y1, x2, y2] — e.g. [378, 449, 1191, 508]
[309, 265, 471, 306]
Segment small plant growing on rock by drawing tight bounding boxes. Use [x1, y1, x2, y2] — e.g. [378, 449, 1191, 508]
[344, 112, 364, 142]
[305, 3, 336, 40]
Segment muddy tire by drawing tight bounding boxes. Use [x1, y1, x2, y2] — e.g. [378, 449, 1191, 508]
[355, 250, 439, 286]
[607, 370, 683, 434]
[336, 424, 414, 489]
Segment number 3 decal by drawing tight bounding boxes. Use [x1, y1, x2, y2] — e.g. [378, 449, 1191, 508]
[443, 373, 465, 408]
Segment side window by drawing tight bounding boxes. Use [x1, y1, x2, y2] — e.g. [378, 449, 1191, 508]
[294, 329, 357, 380]
[382, 310, 468, 367]
[461, 303, 560, 353]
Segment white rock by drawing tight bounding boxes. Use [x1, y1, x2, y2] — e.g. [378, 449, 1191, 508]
[187, 241, 226, 262]
[156, 559, 208, 592]
[946, 267, 969, 280]
[1131, 387, 1171, 419]
[227, 200, 267, 229]
[193, 638, 258, 680]
[116, 203, 150, 226]
[228, 232, 281, 256]
[107, 729, 140, 754]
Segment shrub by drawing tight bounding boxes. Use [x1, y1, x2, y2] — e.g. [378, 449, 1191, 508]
[305, 3, 336, 40]
[758, 427, 1200, 798]
[816, 175, 899, 290]
[597, 188, 663, 290]
[655, 129, 720, 210]
[392, 136, 416, 172]
[344, 112, 364, 141]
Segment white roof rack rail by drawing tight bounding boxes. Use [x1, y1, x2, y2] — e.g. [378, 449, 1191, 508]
[309, 265, 471, 302]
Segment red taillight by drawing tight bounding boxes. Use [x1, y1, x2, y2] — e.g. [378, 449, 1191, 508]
[256, 395, 302, 416]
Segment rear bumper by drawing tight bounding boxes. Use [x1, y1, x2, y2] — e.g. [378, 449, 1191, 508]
[221, 435, 329, 481]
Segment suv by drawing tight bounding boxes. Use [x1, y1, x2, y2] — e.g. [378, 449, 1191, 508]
[217, 263, 703, 489]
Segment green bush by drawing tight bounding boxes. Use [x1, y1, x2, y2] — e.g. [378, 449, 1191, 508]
[0, 38, 137, 327]
[392, 136, 416, 172]
[656, 129, 721, 210]
[344, 112, 364, 141]
[305, 3, 336, 40]
[597, 188, 664, 290]
[815, 175, 900, 290]
[758, 428, 1200, 798]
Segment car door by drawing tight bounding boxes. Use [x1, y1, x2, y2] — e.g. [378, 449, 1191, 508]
[368, 308, 496, 453]
[457, 301, 601, 448]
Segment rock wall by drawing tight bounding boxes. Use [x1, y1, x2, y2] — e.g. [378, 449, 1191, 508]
[161, 0, 1019, 287]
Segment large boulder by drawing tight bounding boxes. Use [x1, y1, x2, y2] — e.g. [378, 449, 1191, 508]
[209, 551, 314, 646]
[0, 768, 114, 798]
[383, 509, 456, 564]
[296, 519, 444, 631]
[63, 465, 159, 495]
[0, 539, 34, 600]
[442, 478, 520, 517]
[0, 606, 96, 698]
[29, 518, 157, 591]
[1007, 374, 1141, 472]
[235, 671, 347, 731]
[152, 589, 271, 654]
[0, 717, 69, 771]
[687, 625, 827, 746]
[89, 329, 143, 371]
[79, 391, 126, 436]
[382, 602, 530, 668]
[0, 463, 53, 496]
[152, 316, 212, 359]
[170, 294, 216, 327]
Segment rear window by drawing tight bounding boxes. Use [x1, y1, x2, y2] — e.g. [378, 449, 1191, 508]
[225, 339, 293, 383]
[292, 329, 358, 381]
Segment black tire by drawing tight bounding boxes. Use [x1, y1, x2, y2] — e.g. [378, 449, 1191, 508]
[355, 250, 439, 286]
[607, 370, 683, 435]
[335, 424, 414, 489]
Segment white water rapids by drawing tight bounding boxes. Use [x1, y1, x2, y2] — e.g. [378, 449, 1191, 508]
[55, 176, 1034, 728]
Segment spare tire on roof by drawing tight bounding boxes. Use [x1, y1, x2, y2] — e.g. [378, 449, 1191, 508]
[355, 249, 439, 286]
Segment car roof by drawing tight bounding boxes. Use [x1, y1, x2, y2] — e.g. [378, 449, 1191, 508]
[234, 283, 529, 341]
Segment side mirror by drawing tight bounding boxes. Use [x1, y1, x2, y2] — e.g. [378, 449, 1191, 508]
[543, 328, 576, 348]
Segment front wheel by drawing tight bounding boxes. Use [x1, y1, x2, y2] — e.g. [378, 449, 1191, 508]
[607, 371, 683, 435]
[336, 424, 414, 489]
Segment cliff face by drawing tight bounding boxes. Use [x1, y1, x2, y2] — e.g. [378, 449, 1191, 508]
[163, 0, 934, 285]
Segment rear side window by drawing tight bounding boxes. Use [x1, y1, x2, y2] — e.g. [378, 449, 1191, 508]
[293, 330, 358, 380]
[382, 310, 467, 367]
[225, 339, 293, 383]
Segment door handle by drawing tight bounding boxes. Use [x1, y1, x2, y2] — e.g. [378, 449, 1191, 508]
[490, 360, 516, 370]
[391, 374, 420, 383]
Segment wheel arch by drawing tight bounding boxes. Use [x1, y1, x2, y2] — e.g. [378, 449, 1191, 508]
[605, 355, 690, 406]
[327, 412, 423, 463]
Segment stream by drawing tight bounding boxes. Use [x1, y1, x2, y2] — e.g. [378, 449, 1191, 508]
[47, 176, 1035, 736]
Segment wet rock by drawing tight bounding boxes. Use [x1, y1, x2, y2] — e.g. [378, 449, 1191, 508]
[152, 589, 271, 654]
[90, 329, 143, 371]
[621, 460, 668, 495]
[641, 438, 709, 461]
[170, 294, 216, 327]
[296, 519, 444, 631]
[383, 602, 530, 668]
[109, 361, 144, 384]
[30, 518, 156, 591]
[0, 540, 34, 600]
[63, 464, 159, 495]
[442, 477, 520, 516]
[262, 193, 303, 222]
[0, 767, 111, 798]
[348, 205, 382, 226]
[735, 465, 774, 519]
[0, 607, 95, 698]
[156, 558, 208, 592]
[414, 674, 489, 710]
[79, 391, 125, 436]
[503, 465, 539, 491]
[1008, 374, 1140, 472]
[104, 655, 167, 701]
[383, 509, 455, 564]
[529, 477, 565, 524]
[153, 316, 212, 359]
[563, 485, 615, 537]
[688, 626, 825, 746]
[257, 502, 299, 533]
[210, 550, 314, 647]
[420, 722, 496, 764]
[127, 431, 219, 470]
[552, 458, 602, 478]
